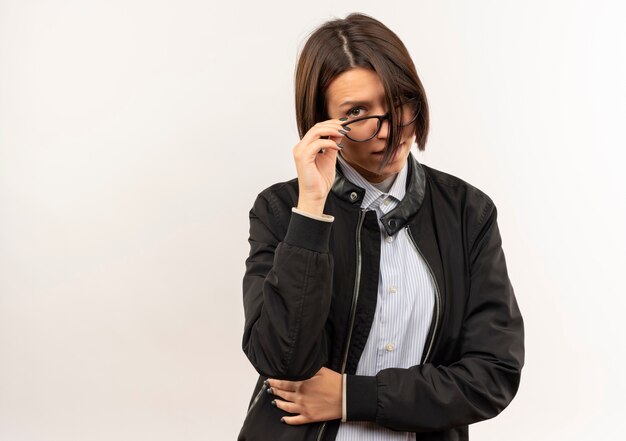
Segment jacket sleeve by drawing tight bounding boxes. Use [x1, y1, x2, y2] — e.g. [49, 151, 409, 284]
[241, 192, 335, 381]
[345, 202, 525, 431]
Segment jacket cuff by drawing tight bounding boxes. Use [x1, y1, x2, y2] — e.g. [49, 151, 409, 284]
[284, 209, 333, 253]
[345, 374, 377, 421]
[292, 207, 335, 222]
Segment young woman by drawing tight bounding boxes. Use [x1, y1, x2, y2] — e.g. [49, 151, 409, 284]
[238, 12, 524, 441]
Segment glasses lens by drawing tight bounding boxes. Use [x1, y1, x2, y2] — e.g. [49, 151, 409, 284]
[343, 117, 381, 142]
[342, 100, 419, 142]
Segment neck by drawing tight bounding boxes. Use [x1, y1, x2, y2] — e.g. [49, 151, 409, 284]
[370, 173, 397, 193]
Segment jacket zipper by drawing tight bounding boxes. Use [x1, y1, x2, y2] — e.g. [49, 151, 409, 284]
[245, 382, 267, 417]
[339, 208, 367, 373]
[315, 208, 366, 441]
[405, 225, 441, 363]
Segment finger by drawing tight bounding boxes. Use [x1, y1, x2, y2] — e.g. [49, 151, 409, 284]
[268, 379, 299, 392]
[293, 131, 347, 156]
[315, 125, 350, 144]
[297, 138, 343, 158]
[316, 119, 346, 127]
[319, 133, 346, 145]
[271, 388, 297, 402]
[272, 398, 300, 414]
[317, 139, 344, 154]
[310, 138, 344, 150]
[300, 124, 343, 144]
[317, 146, 341, 156]
[299, 123, 349, 146]
[281, 414, 312, 425]
[317, 146, 342, 155]
[316, 118, 350, 130]
[315, 120, 350, 131]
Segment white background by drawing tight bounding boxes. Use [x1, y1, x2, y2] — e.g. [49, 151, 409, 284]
[1, 0, 625, 439]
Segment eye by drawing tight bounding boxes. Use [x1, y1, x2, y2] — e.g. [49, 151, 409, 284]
[346, 106, 365, 118]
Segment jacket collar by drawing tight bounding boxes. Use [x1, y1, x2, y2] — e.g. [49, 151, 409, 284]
[331, 151, 427, 236]
[336, 152, 408, 210]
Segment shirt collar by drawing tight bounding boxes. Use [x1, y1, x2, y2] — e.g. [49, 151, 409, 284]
[336, 152, 408, 210]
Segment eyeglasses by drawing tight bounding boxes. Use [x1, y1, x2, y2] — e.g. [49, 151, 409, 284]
[340, 98, 421, 142]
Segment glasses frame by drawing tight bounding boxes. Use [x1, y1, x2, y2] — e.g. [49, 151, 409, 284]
[340, 98, 421, 143]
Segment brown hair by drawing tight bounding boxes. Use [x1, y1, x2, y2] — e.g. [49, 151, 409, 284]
[295, 12, 430, 171]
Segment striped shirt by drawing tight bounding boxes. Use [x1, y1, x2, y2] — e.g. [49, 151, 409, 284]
[334, 153, 435, 441]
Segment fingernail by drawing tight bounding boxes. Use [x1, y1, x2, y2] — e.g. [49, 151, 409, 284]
[263, 379, 269, 388]
[266, 387, 273, 395]
[280, 417, 285, 424]
[339, 117, 348, 121]
[338, 129, 348, 135]
[337, 143, 343, 149]
[271, 400, 276, 406]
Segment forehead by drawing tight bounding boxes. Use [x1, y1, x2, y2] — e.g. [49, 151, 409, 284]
[325, 67, 386, 108]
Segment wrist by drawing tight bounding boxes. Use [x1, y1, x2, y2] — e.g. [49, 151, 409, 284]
[297, 199, 327, 217]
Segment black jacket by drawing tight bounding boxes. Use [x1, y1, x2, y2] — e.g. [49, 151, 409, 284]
[238, 153, 524, 441]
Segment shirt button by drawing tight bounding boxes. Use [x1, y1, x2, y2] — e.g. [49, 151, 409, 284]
[383, 198, 391, 206]
[385, 343, 395, 352]
[385, 236, 394, 243]
[389, 286, 397, 293]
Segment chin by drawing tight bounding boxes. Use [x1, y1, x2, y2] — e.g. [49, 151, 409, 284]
[373, 145, 408, 165]
[343, 142, 410, 180]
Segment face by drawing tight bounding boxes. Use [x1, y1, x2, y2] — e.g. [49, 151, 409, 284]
[325, 67, 416, 183]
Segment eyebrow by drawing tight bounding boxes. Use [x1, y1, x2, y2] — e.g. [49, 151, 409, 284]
[338, 99, 378, 108]
[338, 96, 406, 108]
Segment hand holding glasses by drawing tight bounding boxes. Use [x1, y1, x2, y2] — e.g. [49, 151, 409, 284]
[292, 98, 420, 216]
[339, 98, 421, 142]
